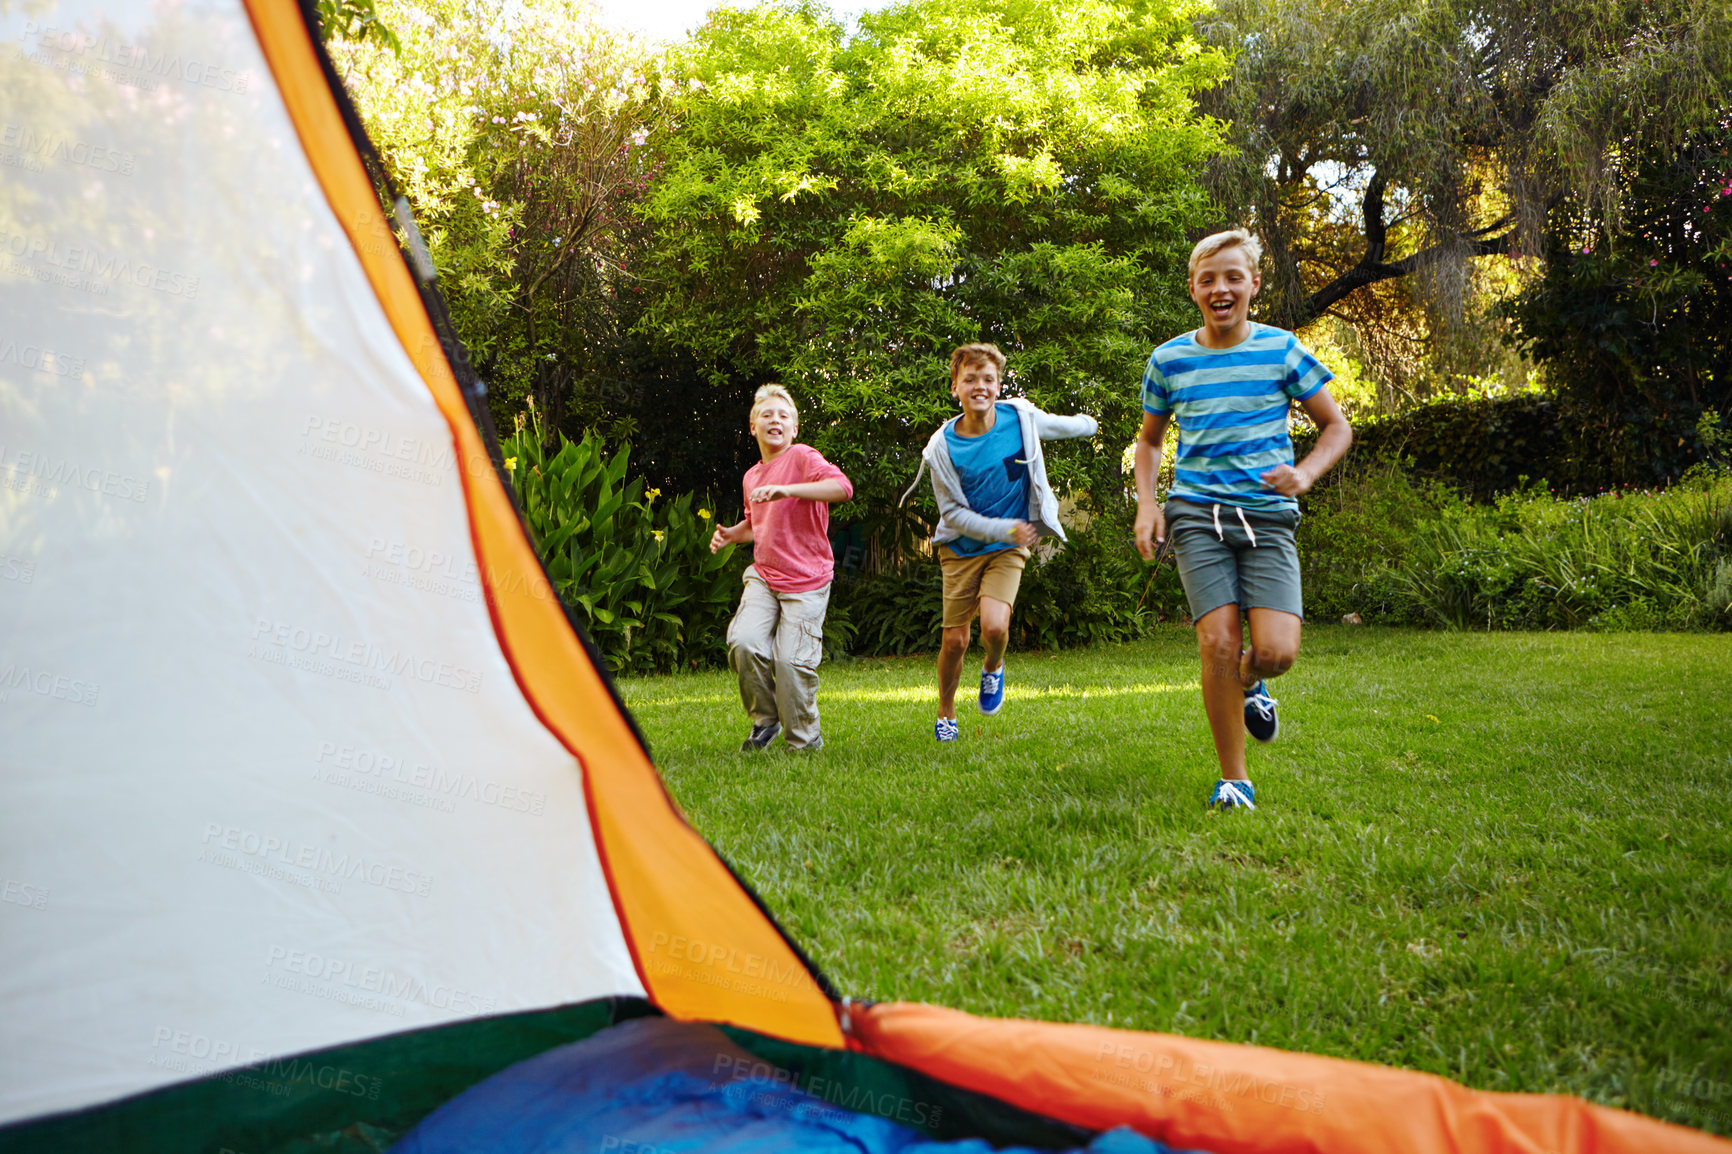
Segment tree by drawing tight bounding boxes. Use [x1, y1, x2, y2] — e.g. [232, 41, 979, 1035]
[1196, 0, 1732, 402]
[325, 0, 662, 432]
[635, 0, 1227, 540]
[1506, 126, 1732, 484]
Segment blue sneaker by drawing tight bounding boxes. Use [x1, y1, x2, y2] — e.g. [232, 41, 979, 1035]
[935, 717, 959, 742]
[1207, 779, 1256, 810]
[1243, 681, 1279, 743]
[978, 664, 1005, 716]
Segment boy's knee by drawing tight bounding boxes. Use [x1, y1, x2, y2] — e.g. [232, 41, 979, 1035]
[1195, 626, 1240, 660]
[1194, 613, 1238, 650]
[979, 622, 1008, 646]
[730, 637, 773, 665]
[1195, 627, 1241, 679]
[940, 628, 970, 656]
[1250, 642, 1297, 676]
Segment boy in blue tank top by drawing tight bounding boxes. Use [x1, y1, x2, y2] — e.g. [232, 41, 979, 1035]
[1132, 231, 1353, 810]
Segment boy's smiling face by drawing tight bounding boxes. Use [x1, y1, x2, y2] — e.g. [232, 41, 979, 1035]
[950, 358, 1002, 418]
[1189, 244, 1261, 347]
[750, 399, 797, 457]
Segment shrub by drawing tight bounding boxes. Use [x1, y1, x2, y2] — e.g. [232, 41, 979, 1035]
[830, 503, 1172, 658]
[829, 567, 944, 659]
[1297, 462, 1458, 623]
[501, 415, 743, 674]
[1014, 505, 1177, 649]
[1295, 394, 1599, 501]
[1300, 470, 1732, 631]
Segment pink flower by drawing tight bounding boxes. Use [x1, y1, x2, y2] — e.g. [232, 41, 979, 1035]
[1650, 259, 1659, 266]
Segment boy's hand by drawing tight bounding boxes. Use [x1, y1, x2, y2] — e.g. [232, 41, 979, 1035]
[1009, 521, 1039, 548]
[749, 484, 791, 503]
[709, 523, 743, 553]
[1260, 463, 1313, 497]
[1133, 502, 1166, 561]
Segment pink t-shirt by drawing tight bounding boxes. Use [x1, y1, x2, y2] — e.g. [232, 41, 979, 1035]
[742, 443, 853, 593]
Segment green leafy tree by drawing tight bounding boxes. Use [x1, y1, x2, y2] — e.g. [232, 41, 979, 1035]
[637, 0, 1227, 545]
[325, 0, 663, 430]
[1506, 128, 1732, 485]
[314, 0, 400, 54]
[1197, 0, 1732, 404]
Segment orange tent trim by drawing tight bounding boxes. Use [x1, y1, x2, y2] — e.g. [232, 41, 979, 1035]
[852, 1001, 1732, 1154]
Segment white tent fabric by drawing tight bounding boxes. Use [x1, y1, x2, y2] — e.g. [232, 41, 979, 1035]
[0, 0, 643, 1125]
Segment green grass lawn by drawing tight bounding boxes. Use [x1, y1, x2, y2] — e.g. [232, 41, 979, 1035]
[617, 627, 1732, 1136]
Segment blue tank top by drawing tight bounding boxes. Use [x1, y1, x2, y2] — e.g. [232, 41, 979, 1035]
[943, 405, 1028, 556]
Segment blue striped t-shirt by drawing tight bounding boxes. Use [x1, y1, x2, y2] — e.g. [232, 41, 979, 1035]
[1140, 323, 1332, 511]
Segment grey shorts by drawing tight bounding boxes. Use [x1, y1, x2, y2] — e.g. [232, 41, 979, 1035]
[1166, 498, 1303, 621]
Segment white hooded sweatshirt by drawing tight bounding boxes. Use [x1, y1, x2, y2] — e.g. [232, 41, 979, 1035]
[898, 397, 1098, 547]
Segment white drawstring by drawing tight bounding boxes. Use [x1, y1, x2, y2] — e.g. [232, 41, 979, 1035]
[1211, 503, 1258, 547]
[1236, 506, 1257, 547]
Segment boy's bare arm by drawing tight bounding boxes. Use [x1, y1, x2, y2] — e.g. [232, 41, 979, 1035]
[1132, 411, 1170, 560]
[1263, 389, 1352, 497]
[709, 518, 753, 554]
[749, 480, 851, 504]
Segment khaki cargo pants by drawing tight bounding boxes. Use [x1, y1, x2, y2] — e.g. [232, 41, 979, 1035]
[726, 565, 830, 749]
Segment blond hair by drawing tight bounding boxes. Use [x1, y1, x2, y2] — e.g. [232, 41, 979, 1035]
[1188, 230, 1264, 279]
[749, 383, 798, 424]
[948, 342, 1005, 381]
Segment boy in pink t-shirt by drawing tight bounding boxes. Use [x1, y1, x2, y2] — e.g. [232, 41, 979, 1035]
[709, 384, 853, 751]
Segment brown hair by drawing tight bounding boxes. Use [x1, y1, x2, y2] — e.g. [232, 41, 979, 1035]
[948, 343, 1005, 381]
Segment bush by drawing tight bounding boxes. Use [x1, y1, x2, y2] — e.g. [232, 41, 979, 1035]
[830, 503, 1174, 658]
[1299, 469, 1732, 631]
[1015, 506, 1178, 649]
[501, 415, 743, 674]
[1294, 394, 1654, 501]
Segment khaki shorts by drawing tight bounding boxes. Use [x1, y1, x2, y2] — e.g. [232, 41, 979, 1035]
[938, 545, 1031, 628]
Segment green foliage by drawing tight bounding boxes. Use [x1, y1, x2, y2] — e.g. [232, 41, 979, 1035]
[831, 506, 1171, 657]
[1298, 470, 1732, 631]
[1198, 0, 1731, 406]
[1014, 507, 1176, 649]
[831, 568, 945, 658]
[640, 0, 1227, 531]
[325, 0, 661, 430]
[1294, 461, 1453, 622]
[314, 0, 400, 54]
[1296, 393, 1611, 500]
[827, 469, 1732, 656]
[501, 415, 742, 673]
[1505, 129, 1732, 484]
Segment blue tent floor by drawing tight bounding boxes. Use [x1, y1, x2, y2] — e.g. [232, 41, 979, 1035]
[395, 1016, 1208, 1154]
